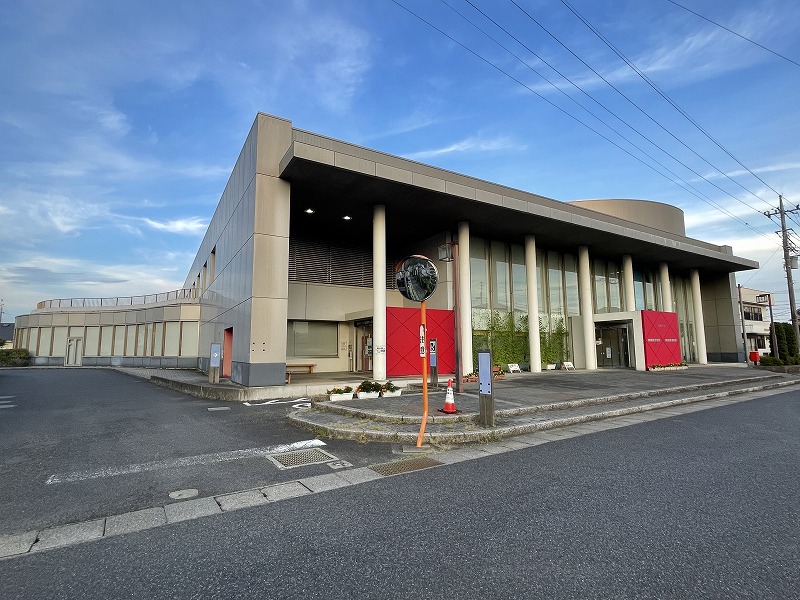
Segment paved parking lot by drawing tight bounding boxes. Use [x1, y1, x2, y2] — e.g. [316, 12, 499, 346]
[0, 368, 396, 535]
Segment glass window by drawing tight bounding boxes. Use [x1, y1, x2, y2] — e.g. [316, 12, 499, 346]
[634, 270, 645, 310]
[287, 321, 338, 357]
[547, 251, 563, 318]
[491, 241, 510, 312]
[608, 261, 621, 312]
[511, 244, 528, 327]
[594, 259, 607, 314]
[563, 253, 580, 317]
[470, 238, 490, 330]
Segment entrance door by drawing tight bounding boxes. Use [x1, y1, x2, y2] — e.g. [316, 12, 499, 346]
[595, 324, 630, 368]
[354, 321, 373, 372]
[65, 337, 83, 366]
[222, 328, 233, 379]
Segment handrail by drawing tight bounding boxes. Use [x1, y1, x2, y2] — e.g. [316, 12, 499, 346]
[36, 288, 199, 310]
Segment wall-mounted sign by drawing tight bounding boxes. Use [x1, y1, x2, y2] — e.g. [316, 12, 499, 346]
[210, 343, 221, 368]
[395, 255, 438, 303]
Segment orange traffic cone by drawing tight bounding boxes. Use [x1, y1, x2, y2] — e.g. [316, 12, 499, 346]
[438, 379, 460, 414]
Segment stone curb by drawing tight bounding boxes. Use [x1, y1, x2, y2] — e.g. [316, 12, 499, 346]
[0, 382, 790, 561]
[288, 378, 800, 444]
[308, 374, 786, 425]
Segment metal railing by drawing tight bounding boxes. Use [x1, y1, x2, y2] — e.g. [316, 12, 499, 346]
[36, 288, 198, 310]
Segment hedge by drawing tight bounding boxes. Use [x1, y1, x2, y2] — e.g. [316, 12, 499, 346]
[0, 349, 31, 367]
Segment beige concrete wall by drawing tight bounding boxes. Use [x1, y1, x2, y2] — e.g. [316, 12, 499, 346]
[700, 272, 745, 362]
[568, 199, 686, 236]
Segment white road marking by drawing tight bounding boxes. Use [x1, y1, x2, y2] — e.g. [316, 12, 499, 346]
[45, 439, 327, 485]
[0, 396, 16, 400]
[0, 405, 17, 409]
[207, 407, 231, 411]
[244, 397, 308, 407]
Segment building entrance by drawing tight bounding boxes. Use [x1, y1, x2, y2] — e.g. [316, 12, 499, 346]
[595, 323, 631, 368]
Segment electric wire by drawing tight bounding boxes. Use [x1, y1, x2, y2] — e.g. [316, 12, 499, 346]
[555, 0, 783, 204]
[510, 0, 777, 213]
[391, 0, 776, 242]
[664, 0, 800, 69]
[444, 0, 773, 240]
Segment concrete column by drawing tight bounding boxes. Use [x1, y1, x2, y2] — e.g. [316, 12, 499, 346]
[525, 235, 541, 372]
[690, 269, 708, 364]
[622, 254, 636, 312]
[373, 205, 387, 380]
[578, 246, 597, 370]
[659, 262, 673, 312]
[458, 222, 474, 375]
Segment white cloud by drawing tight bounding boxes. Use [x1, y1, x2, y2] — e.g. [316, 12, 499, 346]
[141, 217, 208, 235]
[405, 135, 527, 160]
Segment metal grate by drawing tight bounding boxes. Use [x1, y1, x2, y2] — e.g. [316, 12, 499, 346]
[267, 448, 338, 470]
[369, 457, 443, 477]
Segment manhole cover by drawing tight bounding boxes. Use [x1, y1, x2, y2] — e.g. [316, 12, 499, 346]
[369, 457, 443, 477]
[267, 448, 338, 470]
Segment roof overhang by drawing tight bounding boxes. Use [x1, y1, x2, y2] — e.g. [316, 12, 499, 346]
[279, 129, 758, 274]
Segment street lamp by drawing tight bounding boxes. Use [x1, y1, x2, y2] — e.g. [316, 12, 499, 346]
[755, 293, 778, 360]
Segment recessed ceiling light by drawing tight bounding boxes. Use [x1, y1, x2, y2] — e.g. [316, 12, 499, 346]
[305, 208, 315, 214]
[343, 215, 352, 220]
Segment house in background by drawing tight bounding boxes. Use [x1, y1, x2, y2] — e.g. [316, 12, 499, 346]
[739, 288, 775, 357]
[0, 323, 13, 349]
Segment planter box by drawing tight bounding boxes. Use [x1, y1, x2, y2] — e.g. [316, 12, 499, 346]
[381, 390, 402, 397]
[329, 392, 354, 401]
[463, 376, 478, 383]
[357, 391, 380, 399]
[648, 366, 688, 371]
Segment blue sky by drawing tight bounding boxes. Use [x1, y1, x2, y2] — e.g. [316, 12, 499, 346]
[1, 0, 799, 321]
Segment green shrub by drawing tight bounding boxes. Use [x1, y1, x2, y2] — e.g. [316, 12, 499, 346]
[0, 349, 31, 367]
[758, 355, 783, 366]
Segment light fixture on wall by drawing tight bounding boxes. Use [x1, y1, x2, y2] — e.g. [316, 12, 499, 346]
[343, 215, 352, 221]
[304, 208, 315, 214]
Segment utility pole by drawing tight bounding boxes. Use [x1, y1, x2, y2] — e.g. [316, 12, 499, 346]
[764, 195, 800, 355]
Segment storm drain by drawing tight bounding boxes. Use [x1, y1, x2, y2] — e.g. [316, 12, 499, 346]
[267, 448, 339, 470]
[369, 457, 443, 477]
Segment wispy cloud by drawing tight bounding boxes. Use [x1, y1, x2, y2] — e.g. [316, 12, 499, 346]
[141, 217, 207, 235]
[404, 135, 527, 160]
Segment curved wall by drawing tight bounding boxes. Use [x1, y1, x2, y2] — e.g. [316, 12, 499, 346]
[569, 199, 686, 237]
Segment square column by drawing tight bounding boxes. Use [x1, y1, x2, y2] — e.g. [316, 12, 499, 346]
[373, 205, 387, 380]
[579, 246, 597, 370]
[525, 235, 541, 372]
[622, 254, 636, 312]
[659, 262, 673, 312]
[690, 269, 708, 364]
[458, 222, 474, 376]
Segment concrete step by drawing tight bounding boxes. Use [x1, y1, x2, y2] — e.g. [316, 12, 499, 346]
[288, 376, 800, 445]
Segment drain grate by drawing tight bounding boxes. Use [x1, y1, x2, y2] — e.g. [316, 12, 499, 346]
[267, 448, 338, 470]
[369, 457, 443, 477]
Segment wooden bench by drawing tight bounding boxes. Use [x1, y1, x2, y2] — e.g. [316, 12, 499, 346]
[285, 363, 316, 384]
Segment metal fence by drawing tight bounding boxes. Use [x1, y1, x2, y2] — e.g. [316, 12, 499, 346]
[36, 288, 198, 310]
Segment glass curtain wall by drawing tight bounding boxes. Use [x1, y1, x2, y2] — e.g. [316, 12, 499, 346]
[470, 237, 579, 368]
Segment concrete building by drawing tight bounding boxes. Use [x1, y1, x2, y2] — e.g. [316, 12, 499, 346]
[14, 113, 758, 385]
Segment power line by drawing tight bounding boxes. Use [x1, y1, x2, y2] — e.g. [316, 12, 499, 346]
[555, 0, 783, 203]
[438, 0, 775, 239]
[664, 0, 800, 69]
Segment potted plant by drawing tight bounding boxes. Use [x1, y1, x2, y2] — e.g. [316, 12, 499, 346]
[327, 386, 354, 401]
[462, 371, 479, 383]
[356, 380, 381, 399]
[380, 381, 402, 397]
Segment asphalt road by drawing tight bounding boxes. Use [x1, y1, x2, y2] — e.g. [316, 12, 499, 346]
[0, 368, 397, 534]
[1, 384, 797, 599]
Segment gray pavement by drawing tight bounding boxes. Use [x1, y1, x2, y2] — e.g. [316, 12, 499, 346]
[3, 363, 799, 561]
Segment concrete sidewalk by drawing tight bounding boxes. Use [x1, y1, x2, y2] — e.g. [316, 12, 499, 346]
[287, 364, 800, 444]
[118, 363, 800, 445]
